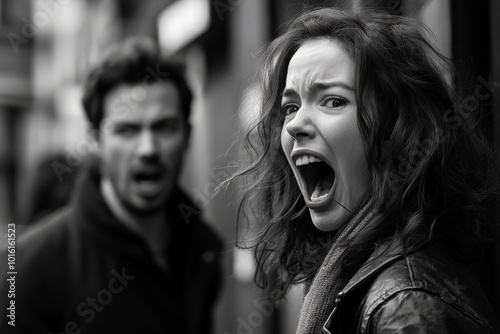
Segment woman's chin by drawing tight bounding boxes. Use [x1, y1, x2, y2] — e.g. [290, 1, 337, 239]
[309, 207, 351, 232]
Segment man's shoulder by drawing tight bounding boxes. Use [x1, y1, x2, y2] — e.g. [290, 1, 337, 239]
[0, 207, 76, 325]
[195, 219, 223, 247]
[13, 206, 74, 264]
[23, 206, 73, 238]
[173, 188, 223, 249]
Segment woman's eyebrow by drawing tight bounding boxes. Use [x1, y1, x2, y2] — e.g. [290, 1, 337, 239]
[282, 87, 297, 98]
[282, 81, 354, 98]
[311, 81, 354, 92]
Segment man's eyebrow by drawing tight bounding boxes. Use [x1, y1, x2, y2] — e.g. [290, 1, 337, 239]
[281, 81, 354, 97]
[111, 120, 139, 126]
[151, 117, 179, 125]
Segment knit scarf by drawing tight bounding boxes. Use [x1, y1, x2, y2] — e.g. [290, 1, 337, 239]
[296, 200, 378, 334]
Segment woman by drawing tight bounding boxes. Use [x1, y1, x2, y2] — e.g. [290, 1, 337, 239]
[229, 7, 500, 334]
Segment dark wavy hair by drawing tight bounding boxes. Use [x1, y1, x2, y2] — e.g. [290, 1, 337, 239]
[82, 37, 192, 131]
[226, 8, 498, 301]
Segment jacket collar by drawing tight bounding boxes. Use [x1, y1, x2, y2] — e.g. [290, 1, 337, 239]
[342, 244, 404, 296]
[71, 155, 203, 259]
[323, 244, 405, 333]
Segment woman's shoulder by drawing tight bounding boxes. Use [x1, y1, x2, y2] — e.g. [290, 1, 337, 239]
[360, 246, 499, 333]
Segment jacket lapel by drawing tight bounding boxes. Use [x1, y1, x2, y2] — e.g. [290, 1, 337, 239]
[323, 245, 404, 333]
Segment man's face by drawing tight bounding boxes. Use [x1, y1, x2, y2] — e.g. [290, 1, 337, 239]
[99, 82, 189, 213]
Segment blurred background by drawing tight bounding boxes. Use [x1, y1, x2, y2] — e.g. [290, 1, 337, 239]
[0, 0, 498, 333]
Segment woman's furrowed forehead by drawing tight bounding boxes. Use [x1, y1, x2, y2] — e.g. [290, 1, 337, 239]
[284, 39, 355, 96]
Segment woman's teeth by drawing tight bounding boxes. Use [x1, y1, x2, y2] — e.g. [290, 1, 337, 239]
[293, 154, 335, 203]
[295, 154, 321, 166]
[311, 192, 329, 202]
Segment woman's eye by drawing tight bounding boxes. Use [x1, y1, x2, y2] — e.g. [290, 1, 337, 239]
[281, 104, 299, 116]
[323, 97, 347, 108]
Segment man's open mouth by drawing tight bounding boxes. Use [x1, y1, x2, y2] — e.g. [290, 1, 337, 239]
[134, 171, 163, 183]
[132, 169, 165, 196]
[295, 154, 335, 202]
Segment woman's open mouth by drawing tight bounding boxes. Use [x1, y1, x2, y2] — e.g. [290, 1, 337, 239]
[294, 154, 335, 206]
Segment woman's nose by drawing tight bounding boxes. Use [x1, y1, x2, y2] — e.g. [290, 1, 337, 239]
[285, 109, 316, 140]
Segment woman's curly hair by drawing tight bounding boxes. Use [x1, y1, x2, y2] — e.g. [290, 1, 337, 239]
[227, 7, 498, 301]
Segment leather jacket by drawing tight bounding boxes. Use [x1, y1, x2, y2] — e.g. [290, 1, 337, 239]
[324, 245, 499, 333]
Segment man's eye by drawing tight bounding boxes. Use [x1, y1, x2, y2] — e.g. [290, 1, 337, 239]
[281, 104, 299, 116]
[155, 120, 179, 133]
[323, 97, 347, 108]
[114, 125, 138, 135]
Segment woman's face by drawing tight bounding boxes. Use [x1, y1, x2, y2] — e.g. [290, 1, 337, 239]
[280, 38, 371, 231]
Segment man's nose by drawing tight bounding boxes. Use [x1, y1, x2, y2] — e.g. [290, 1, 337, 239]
[285, 108, 316, 140]
[137, 130, 159, 160]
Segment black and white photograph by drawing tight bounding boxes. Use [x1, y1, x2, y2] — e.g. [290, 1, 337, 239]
[0, 0, 499, 333]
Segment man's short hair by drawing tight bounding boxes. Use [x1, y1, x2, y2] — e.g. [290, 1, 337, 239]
[82, 38, 193, 131]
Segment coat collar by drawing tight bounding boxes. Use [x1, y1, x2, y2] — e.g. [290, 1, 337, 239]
[71, 155, 206, 259]
[341, 244, 404, 296]
[322, 244, 405, 333]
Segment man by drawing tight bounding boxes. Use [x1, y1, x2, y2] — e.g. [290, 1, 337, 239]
[0, 39, 222, 333]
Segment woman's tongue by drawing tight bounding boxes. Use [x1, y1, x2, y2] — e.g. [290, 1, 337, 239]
[310, 173, 334, 202]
